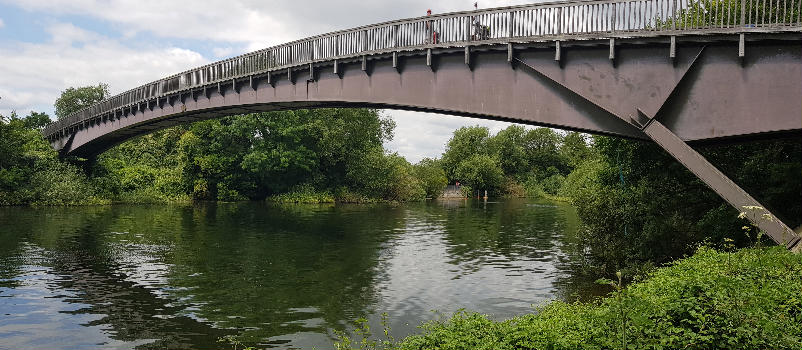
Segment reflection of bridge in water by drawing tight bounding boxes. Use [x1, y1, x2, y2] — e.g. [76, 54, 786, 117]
[42, 0, 801, 249]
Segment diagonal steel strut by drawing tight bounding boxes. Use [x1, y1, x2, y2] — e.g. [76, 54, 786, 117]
[514, 55, 801, 252]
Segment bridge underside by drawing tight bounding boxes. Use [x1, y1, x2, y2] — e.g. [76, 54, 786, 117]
[49, 34, 801, 250]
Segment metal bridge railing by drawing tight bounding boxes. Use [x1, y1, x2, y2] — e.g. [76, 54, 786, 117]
[43, 0, 802, 139]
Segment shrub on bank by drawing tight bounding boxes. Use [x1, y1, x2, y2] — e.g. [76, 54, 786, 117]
[338, 247, 802, 350]
[267, 184, 335, 204]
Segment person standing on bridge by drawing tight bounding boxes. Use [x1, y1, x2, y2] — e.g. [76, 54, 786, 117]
[471, 3, 490, 40]
[425, 9, 438, 44]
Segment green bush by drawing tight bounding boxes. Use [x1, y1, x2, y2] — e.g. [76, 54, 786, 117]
[499, 178, 527, 198]
[413, 158, 448, 199]
[25, 159, 106, 206]
[384, 247, 802, 350]
[0, 112, 104, 205]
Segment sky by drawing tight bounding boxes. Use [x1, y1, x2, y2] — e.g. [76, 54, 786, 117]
[0, 0, 537, 163]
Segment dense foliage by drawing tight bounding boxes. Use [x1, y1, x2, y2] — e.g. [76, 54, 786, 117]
[440, 125, 590, 197]
[337, 246, 802, 350]
[175, 109, 431, 202]
[0, 112, 103, 205]
[562, 136, 802, 273]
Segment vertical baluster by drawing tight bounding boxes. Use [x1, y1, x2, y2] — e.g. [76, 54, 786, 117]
[709, 0, 719, 28]
[585, 4, 589, 33]
[523, 9, 528, 36]
[797, 0, 801, 24]
[654, 0, 658, 30]
[639, 0, 643, 29]
[538, 8, 543, 35]
[546, 7, 550, 35]
[712, 0, 717, 27]
[584, 4, 588, 32]
[623, 1, 632, 31]
[546, 8, 550, 35]
[569, 6, 580, 34]
[769, 0, 777, 26]
[508, 11, 514, 37]
[644, 0, 648, 30]
[621, 1, 632, 31]
[602, 4, 606, 32]
[600, 4, 605, 32]
[584, 4, 596, 33]
[769, 0, 774, 25]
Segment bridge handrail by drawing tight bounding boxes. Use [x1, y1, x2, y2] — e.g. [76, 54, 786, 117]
[43, 0, 802, 139]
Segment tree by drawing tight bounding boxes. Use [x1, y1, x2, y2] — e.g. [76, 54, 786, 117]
[346, 148, 425, 201]
[454, 154, 504, 194]
[523, 128, 568, 178]
[0, 111, 97, 205]
[23, 112, 52, 129]
[178, 109, 396, 200]
[441, 126, 491, 180]
[487, 125, 529, 178]
[560, 132, 592, 169]
[54, 83, 110, 120]
[413, 158, 448, 198]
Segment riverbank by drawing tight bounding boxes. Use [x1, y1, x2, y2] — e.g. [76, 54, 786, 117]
[337, 246, 802, 350]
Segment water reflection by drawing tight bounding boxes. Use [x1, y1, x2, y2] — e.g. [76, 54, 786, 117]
[0, 199, 603, 349]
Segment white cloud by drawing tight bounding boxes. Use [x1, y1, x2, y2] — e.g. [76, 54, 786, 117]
[0, 22, 207, 117]
[212, 47, 234, 58]
[0, 18, 4, 29]
[385, 110, 530, 163]
[2, 0, 537, 56]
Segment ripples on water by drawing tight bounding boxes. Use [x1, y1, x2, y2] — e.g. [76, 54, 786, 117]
[0, 199, 606, 349]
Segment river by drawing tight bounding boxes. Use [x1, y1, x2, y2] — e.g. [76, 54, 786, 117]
[0, 199, 606, 349]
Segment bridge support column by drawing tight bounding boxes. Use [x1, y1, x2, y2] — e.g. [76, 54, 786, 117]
[633, 113, 801, 252]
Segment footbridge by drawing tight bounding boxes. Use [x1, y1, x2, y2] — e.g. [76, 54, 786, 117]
[42, 0, 801, 250]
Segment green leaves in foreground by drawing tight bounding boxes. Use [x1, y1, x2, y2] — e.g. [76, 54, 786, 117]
[342, 247, 802, 350]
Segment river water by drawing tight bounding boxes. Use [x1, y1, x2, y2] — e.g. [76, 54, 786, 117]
[0, 199, 605, 349]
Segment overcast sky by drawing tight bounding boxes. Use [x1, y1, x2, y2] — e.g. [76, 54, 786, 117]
[0, 0, 539, 162]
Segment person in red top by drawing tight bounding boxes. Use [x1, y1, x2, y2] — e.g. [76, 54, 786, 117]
[426, 9, 437, 44]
